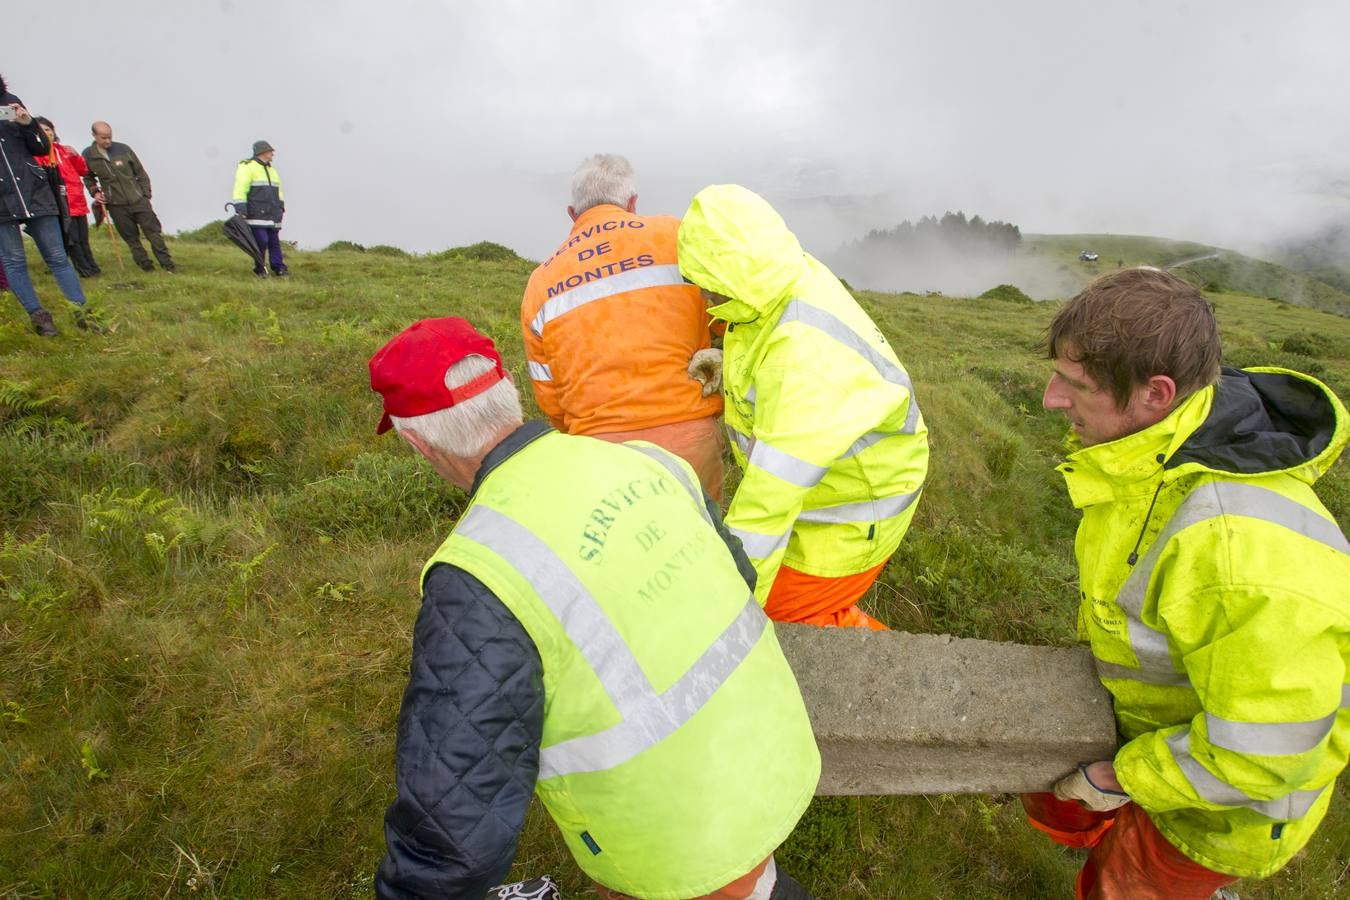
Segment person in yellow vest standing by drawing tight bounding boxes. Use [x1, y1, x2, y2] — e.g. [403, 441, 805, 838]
[677, 184, 930, 629]
[368, 316, 820, 899]
[521, 154, 726, 499]
[231, 140, 286, 276]
[1026, 268, 1350, 898]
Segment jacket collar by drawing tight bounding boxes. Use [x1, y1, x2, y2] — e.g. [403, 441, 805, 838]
[1058, 386, 1213, 509]
[469, 420, 553, 496]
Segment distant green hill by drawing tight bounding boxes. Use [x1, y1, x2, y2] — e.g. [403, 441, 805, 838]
[1027, 233, 1350, 316]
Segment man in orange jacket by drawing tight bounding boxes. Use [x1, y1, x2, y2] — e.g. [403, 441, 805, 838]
[521, 154, 726, 498]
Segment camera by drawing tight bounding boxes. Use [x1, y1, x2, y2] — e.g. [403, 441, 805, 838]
[0, 106, 18, 122]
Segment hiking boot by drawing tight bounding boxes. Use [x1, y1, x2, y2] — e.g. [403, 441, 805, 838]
[138, 262, 155, 273]
[30, 309, 59, 336]
[73, 307, 107, 334]
[271, 266, 289, 277]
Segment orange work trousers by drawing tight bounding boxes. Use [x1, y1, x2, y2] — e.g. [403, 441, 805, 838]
[594, 855, 778, 900]
[1021, 792, 1239, 900]
[593, 415, 726, 503]
[764, 560, 889, 629]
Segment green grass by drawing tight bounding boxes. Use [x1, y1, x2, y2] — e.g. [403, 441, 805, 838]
[2, 238, 1348, 897]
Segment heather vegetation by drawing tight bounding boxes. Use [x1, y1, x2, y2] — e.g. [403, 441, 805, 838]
[2, 236, 1348, 897]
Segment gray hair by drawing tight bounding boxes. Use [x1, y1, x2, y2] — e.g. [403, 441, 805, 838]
[570, 153, 636, 215]
[390, 355, 522, 458]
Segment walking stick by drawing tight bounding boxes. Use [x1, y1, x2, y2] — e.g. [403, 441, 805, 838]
[96, 198, 124, 273]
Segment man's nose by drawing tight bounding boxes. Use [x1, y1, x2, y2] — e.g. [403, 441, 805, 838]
[1043, 376, 1069, 411]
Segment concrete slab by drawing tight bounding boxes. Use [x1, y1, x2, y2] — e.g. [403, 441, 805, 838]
[774, 624, 1118, 795]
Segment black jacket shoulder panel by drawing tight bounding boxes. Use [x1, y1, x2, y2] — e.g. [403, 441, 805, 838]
[1168, 368, 1336, 475]
[375, 563, 544, 899]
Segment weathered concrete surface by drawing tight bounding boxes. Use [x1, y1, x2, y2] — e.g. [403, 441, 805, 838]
[775, 624, 1117, 796]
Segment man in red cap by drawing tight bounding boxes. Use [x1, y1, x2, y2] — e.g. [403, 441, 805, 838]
[368, 318, 820, 900]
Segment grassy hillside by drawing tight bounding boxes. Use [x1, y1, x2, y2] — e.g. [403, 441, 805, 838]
[1027, 233, 1350, 316]
[2, 239, 1348, 897]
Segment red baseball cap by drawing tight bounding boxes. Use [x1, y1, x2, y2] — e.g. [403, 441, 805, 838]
[368, 317, 509, 435]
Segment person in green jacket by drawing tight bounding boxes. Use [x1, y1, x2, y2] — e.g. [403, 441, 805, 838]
[677, 184, 929, 629]
[1027, 267, 1350, 898]
[81, 121, 174, 273]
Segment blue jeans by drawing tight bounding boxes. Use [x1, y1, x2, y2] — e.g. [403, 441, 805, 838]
[0, 215, 87, 315]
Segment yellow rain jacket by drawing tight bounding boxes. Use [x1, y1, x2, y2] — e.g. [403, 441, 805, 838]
[677, 184, 929, 601]
[1061, 367, 1350, 878]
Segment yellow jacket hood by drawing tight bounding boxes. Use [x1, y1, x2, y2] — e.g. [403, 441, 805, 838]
[677, 184, 807, 323]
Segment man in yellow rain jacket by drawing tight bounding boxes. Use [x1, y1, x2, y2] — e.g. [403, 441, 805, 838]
[677, 184, 929, 628]
[1027, 267, 1350, 898]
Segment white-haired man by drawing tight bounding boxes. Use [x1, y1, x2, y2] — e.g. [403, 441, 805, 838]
[368, 316, 820, 899]
[520, 153, 727, 499]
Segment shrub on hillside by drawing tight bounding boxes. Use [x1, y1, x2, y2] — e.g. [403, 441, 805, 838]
[324, 240, 367, 253]
[431, 241, 523, 263]
[1222, 347, 1326, 378]
[978, 284, 1035, 305]
[366, 244, 410, 257]
[1280, 331, 1333, 358]
[175, 219, 231, 245]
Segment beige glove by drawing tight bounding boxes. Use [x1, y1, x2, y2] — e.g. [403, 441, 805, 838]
[687, 348, 724, 397]
[1053, 764, 1131, 811]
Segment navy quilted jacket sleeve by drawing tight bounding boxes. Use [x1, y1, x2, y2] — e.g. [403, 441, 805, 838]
[375, 563, 544, 899]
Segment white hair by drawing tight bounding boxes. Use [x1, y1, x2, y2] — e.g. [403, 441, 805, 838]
[390, 355, 522, 458]
[570, 153, 636, 215]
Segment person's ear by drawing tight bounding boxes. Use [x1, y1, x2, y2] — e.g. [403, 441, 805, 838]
[567, 205, 578, 222]
[625, 193, 638, 213]
[398, 427, 435, 462]
[1141, 375, 1177, 413]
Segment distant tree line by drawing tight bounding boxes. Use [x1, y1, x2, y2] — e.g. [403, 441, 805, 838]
[847, 211, 1022, 257]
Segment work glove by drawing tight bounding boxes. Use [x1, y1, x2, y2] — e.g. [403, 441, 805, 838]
[688, 347, 724, 397]
[1053, 764, 1131, 812]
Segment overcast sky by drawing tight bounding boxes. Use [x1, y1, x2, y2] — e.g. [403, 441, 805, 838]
[10, 0, 1349, 259]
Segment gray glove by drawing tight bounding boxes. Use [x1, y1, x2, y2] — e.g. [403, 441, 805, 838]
[688, 347, 724, 397]
[1053, 764, 1131, 811]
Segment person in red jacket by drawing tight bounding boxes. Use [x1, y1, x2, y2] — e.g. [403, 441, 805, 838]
[34, 117, 100, 277]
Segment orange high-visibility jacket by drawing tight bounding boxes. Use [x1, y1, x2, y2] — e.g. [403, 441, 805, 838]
[521, 205, 723, 435]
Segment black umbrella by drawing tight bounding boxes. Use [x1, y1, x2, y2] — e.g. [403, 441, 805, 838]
[222, 203, 267, 274]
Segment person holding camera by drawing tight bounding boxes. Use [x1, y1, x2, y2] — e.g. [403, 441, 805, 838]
[0, 75, 99, 336]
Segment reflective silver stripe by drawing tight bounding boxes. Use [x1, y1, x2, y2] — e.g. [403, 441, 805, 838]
[1206, 710, 1338, 756]
[526, 360, 552, 382]
[530, 264, 684, 336]
[457, 507, 652, 718]
[1344, 683, 1350, 707]
[842, 430, 899, 459]
[749, 440, 828, 488]
[727, 426, 753, 456]
[456, 505, 766, 779]
[624, 443, 712, 527]
[540, 596, 766, 778]
[778, 299, 921, 434]
[732, 526, 791, 560]
[745, 386, 756, 407]
[1166, 731, 1328, 819]
[250, 180, 273, 187]
[1113, 481, 1350, 686]
[797, 489, 921, 525]
[1094, 658, 1190, 687]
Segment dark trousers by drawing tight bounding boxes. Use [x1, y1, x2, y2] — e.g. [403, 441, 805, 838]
[252, 226, 286, 273]
[109, 198, 174, 270]
[65, 216, 101, 276]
